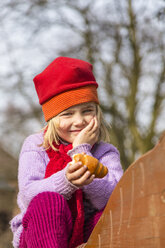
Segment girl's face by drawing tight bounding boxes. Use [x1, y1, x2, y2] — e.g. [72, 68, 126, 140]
[57, 102, 97, 144]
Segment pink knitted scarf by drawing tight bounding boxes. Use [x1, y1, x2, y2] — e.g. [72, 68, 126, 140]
[45, 143, 85, 248]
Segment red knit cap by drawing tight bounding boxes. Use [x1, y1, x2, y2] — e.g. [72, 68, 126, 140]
[33, 57, 99, 121]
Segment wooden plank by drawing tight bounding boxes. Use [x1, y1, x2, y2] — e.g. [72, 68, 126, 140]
[83, 133, 165, 248]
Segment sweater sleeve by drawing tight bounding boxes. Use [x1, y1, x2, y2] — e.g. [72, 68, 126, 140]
[68, 142, 123, 210]
[83, 150, 123, 210]
[67, 143, 93, 158]
[17, 134, 78, 209]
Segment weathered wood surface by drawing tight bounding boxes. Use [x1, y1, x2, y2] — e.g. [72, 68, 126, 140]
[83, 133, 165, 248]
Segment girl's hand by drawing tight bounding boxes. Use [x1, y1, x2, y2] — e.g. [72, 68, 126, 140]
[66, 161, 95, 187]
[72, 117, 99, 148]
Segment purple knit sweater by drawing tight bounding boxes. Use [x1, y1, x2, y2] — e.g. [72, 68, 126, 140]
[10, 132, 123, 247]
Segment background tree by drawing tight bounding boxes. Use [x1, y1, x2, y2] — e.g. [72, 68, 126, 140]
[0, 0, 165, 170]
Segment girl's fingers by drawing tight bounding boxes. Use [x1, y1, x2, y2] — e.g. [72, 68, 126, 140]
[83, 118, 95, 132]
[72, 172, 95, 186]
[87, 117, 98, 134]
[92, 117, 99, 131]
[88, 118, 99, 138]
[82, 174, 95, 185]
[67, 161, 96, 187]
[67, 162, 82, 173]
[68, 165, 88, 181]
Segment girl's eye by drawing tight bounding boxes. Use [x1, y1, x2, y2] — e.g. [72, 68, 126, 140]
[61, 112, 72, 116]
[83, 109, 93, 113]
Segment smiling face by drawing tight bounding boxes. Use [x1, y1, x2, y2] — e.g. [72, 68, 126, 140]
[56, 102, 97, 144]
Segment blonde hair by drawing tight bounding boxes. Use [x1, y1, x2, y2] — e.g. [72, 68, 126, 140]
[41, 104, 111, 151]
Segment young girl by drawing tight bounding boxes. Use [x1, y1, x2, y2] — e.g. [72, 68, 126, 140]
[10, 57, 123, 248]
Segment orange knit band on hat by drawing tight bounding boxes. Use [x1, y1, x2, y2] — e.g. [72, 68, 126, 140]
[42, 85, 99, 122]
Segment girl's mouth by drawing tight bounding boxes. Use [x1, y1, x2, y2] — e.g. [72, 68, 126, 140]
[70, 130, 82, 132]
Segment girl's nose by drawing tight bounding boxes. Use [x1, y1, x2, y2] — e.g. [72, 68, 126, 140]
[73, 113, 86, 126]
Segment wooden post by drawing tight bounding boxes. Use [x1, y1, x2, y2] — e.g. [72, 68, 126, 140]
[83, 133, 165, 248]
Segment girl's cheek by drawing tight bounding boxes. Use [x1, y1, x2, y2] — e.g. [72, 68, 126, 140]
[86, 115, 95, 123]
[58, 120, 70, 130]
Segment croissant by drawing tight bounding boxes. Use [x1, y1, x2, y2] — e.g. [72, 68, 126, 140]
[72, 153, 108, 178]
